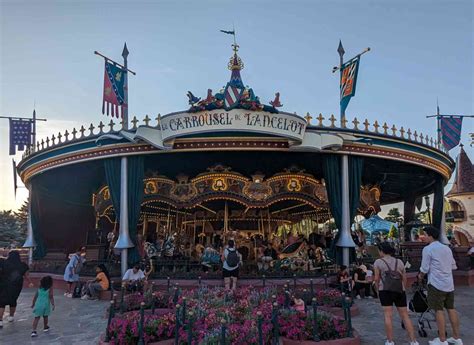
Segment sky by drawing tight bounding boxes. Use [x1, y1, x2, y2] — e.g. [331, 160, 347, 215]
[0, 0, 473, 212]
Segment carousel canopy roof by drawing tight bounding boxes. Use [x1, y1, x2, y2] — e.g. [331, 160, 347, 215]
[360, 215, 396, 233]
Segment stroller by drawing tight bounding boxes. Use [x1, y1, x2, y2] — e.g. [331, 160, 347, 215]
[402, 280, 436, 337]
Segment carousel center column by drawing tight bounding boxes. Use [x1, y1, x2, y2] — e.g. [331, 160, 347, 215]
[115, 156, 134, 277]
[336, 154, 356, 266]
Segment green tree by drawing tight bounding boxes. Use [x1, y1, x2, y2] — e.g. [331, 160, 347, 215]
[13, 201, 28, 240]
[0, 210, 23, 248]
[384, 208, 402, 224]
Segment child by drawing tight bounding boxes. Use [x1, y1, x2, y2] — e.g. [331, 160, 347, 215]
[31, 276, 55, 337]
[293, 292, 305, 314]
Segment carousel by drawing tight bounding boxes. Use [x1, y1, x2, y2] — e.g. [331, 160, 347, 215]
[16, 42, 455, 278]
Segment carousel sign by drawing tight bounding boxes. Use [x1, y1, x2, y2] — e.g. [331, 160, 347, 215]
[160, 109, 307, 141]
[119, 109, 307, 149]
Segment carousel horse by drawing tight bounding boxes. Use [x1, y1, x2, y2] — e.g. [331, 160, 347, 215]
[144, 241, 161, 259]
[277, 241, 308, 271]
[162, 235, 176, 258]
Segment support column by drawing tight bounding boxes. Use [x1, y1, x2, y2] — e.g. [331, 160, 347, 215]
[439, 198, 449, 245]
[22, 188, 36, 265]
[115, 156, 134, 277]
[337, 154, 356, 266]
[403, 196, 416, 241]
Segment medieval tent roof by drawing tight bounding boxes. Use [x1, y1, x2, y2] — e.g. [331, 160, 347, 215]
[447, 146, 474, 196]
[360, 215, 397, 234]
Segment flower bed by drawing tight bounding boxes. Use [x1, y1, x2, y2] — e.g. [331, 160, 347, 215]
[103, 287, 355, 345]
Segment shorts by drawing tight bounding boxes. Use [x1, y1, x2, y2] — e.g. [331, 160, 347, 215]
[427, 284, 454, 311]
[223, 268, 239, 278]
[379, 290, 407, 307]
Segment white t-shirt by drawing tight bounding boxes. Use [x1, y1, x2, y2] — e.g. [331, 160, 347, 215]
[420, 241, 457, 292]
[122, 268, 145, 282]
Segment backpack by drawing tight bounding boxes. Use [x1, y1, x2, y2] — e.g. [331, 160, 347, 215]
[380, 258, 403, 293]
[226, 248, 239, 268]
[72, 281, 84, 298]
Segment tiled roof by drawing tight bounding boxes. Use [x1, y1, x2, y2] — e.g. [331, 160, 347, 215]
[447, 146, 474, 195]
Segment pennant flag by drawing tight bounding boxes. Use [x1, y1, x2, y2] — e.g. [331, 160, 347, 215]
[9, 119, 32, 155]
[102, 61, 126, 118]
[340, 56, 360, 115]
[440, 116, 463, 150]
[220, 30, 235, 35]
[12, 159, 17, 197]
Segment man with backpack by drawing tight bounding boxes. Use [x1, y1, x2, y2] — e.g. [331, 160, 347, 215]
[418, 226, 462, 345]
[222, 240, 241, 291]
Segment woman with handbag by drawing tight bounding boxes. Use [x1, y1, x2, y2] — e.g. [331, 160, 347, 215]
[374, 242, 418, 345]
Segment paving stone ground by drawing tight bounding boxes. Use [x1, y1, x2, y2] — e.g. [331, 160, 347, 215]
[1, 286, 473, 345]
[352, 286, 474, 345]
[0, 288, 108, 345]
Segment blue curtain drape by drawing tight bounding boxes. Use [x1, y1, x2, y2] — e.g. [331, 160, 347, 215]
[104, 156, 144, 266]
[323, 154, 364, 265]
[127, 156, 144, 265]
[31, 182, 47, 259]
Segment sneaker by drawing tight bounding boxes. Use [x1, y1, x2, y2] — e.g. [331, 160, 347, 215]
[63, 292, 68, 296]
[446, 338, 463, 345]
[410, 342, 420, 345]
[368, 296, 374, 299]
[80, 294, 89, 300]
[384, 341, 394, 345]
[7, 316, 13, 322]
[43, 326, 50, 332]
[429, 338, 448, 345]
[31, 331, 38, 337]
[356, 295, 361, 300]
[66, 293, 73, 298]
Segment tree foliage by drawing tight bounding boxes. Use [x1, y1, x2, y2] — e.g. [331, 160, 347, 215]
[384, 208, 402, 224]
[0, 201, 28, 248]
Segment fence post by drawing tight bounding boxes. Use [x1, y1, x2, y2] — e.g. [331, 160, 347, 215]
[271, 302, 279, 345]
[120, 284, 125, 313]
[187, 311, 194, 344]
[110, 280, 114, 300]
[345, 296, 353, 337]
[312, 297, 320, 342]
[262, 274, 266, 288]
[167, 276, 171, 291]
[138, 302, 145, 345]
[198, 275, 202, 286]
[310, 278, 314, 296]
[175, 304, 181, 345]
[324, 274, 328, 289]
[293, 274, 297, 290]
[220, 319, 226, 345]
[257, 311, 263, 345]
[173, 286, 179, 305]
[104, 300, 115, 342]
[284, 290, 290, 309]
[152, 291, 157, 314]
[182, 297, 187, 324]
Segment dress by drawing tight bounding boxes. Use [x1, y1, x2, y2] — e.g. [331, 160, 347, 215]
[63, 254, 81, 282]
[33, 288, 51, 317]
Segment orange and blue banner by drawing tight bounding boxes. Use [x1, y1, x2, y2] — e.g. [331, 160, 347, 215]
[102, 61, 126, 118]
[439, 116, 463, 150]
[340, 56, 360, 115]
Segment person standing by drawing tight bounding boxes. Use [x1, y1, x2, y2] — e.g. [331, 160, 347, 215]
[0, 251, 31, 328]
[63, 247, 85, 298]
[418, 226, 463, 345]
[374, 242, 418, 345]
[30, 276, 55, 337]
[222, 240, 241, 291]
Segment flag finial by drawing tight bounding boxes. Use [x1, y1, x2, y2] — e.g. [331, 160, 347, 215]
[338, 40, 345, 57]
[122, 42, 129, 58]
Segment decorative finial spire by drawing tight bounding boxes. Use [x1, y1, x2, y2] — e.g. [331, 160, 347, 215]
[122, 42, 129, 59]
[337, 40, 345, 57]
[227, 42, 244, 87]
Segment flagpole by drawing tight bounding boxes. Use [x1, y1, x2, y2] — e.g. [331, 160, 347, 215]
[32, 109, 36, 152]
[122, 43, 129, 130]
[338, 41, 345, 120]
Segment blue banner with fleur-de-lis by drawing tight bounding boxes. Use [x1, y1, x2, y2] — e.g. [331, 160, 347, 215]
[102, 61, 126, 118]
